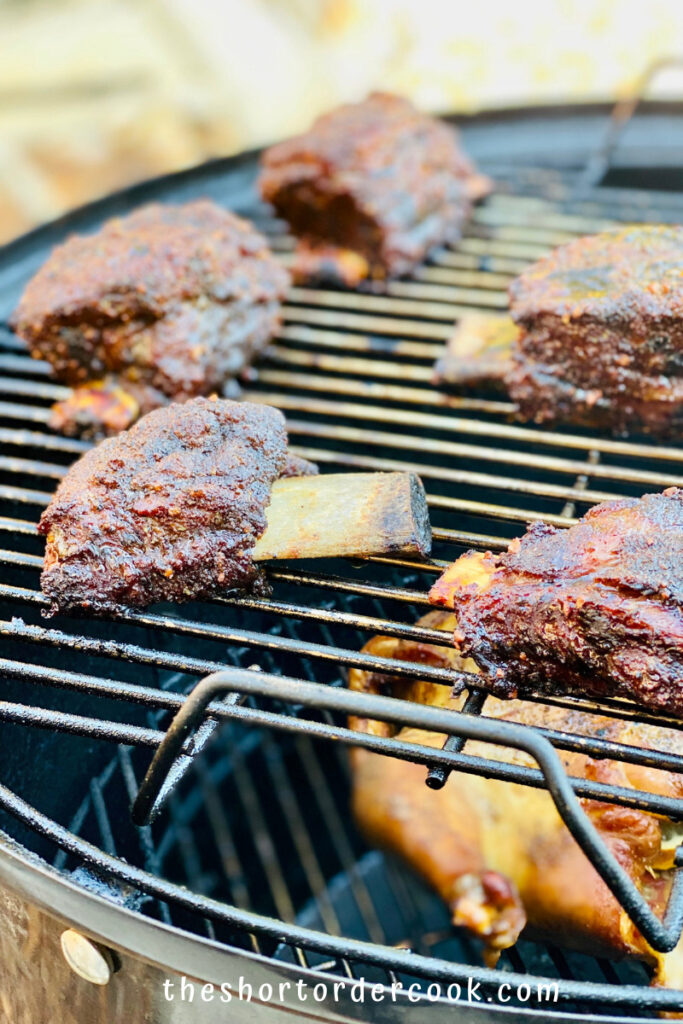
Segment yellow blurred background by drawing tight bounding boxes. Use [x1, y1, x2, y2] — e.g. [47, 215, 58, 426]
[2, 0, 683, 243]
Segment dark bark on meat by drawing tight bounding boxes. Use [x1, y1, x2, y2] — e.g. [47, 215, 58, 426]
[430, 488, 683, 718]
[12, 201, 289, 438]
[39, 397, 314, 615]
[507, 225, 683, 436]
[259, 92, 489, 288]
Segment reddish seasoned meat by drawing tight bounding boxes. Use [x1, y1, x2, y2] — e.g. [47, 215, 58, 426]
[430, 488, 683, 718]
[507, 225, 683, 435]
[11, 201, 289, 438]
[259, 92, 490, 288]
[349, 610, 683, 986]
[39, 398, 315, 615]
[506, 361, 683, 437]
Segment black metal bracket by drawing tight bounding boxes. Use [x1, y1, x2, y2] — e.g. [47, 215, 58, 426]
[577, 54, 683, 192]
[132, 667, 683, 955]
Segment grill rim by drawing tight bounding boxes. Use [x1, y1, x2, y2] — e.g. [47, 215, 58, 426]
[0, 817, 674, 1021]
[2, 104, 683, 1018]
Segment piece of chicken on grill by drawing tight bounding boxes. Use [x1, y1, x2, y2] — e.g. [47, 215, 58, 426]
[259, 92, 490, 289]
[430, 488, 683, 720]
[11, 201, 289, 438]
[349, 610, 683, 991]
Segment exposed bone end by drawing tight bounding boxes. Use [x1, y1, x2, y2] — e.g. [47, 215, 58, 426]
[254, 471, 432, 562]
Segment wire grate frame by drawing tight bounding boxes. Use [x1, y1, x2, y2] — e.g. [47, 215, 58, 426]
[0, 147, 682, 1016]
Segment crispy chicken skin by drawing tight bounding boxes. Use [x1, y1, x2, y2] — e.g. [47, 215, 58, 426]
[39, 397, 315, 614]
[259, 92, 490, 289]
[349, 610, 683, 989]
[507, 226, 683, 435]
[11, 201, 289, 438]
[429, 488, 683, 719]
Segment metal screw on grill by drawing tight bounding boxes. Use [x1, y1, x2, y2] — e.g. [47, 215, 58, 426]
[60, 929, 116, 985]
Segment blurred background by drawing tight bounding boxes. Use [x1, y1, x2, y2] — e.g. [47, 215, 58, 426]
[2, 0, 683, 244]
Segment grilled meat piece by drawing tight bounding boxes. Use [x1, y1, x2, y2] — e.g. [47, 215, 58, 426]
[507, 225, 683, 435]
[507, 361, 683, 437]
[430, 488, 683, 719]
[349, 610, 683, 987]
[12, 201, 289, 438]
[259, 92, 490, 288]
[39, 397, 315, 614]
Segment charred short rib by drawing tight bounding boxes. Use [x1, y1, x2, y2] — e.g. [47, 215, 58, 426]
[259, 92, 490, 288]
[39, 398, 313, 614]
[507, 226, 683, 435]
[12, 201, 289, 437]
[430, 488, 683, 719]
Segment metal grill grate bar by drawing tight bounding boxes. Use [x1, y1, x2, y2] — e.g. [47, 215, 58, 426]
[247, 392, 683, 462]
[1, 653, 681, 820]
[2, 430, 671, 505]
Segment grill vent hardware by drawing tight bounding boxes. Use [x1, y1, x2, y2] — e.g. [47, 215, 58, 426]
[2, 112, 683, 1014]
[60, 929, 116, 986]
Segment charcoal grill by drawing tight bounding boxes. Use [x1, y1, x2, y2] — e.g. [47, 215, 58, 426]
[1, 97, 683, 1023]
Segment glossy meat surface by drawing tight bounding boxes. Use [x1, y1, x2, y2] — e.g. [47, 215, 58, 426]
[39, 397, 313, 614]
[349, 610, 683, 986]
[259, 92, 489, 286]
[12, 201, 289, 437]
[430, 488, 683, 718]
[507, 226, 683, 435]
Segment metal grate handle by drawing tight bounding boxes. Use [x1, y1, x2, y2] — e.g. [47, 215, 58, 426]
[132, 667, 683, 955]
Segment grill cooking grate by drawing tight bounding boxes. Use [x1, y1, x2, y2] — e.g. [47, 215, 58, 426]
[0, 126, 683, 1017]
